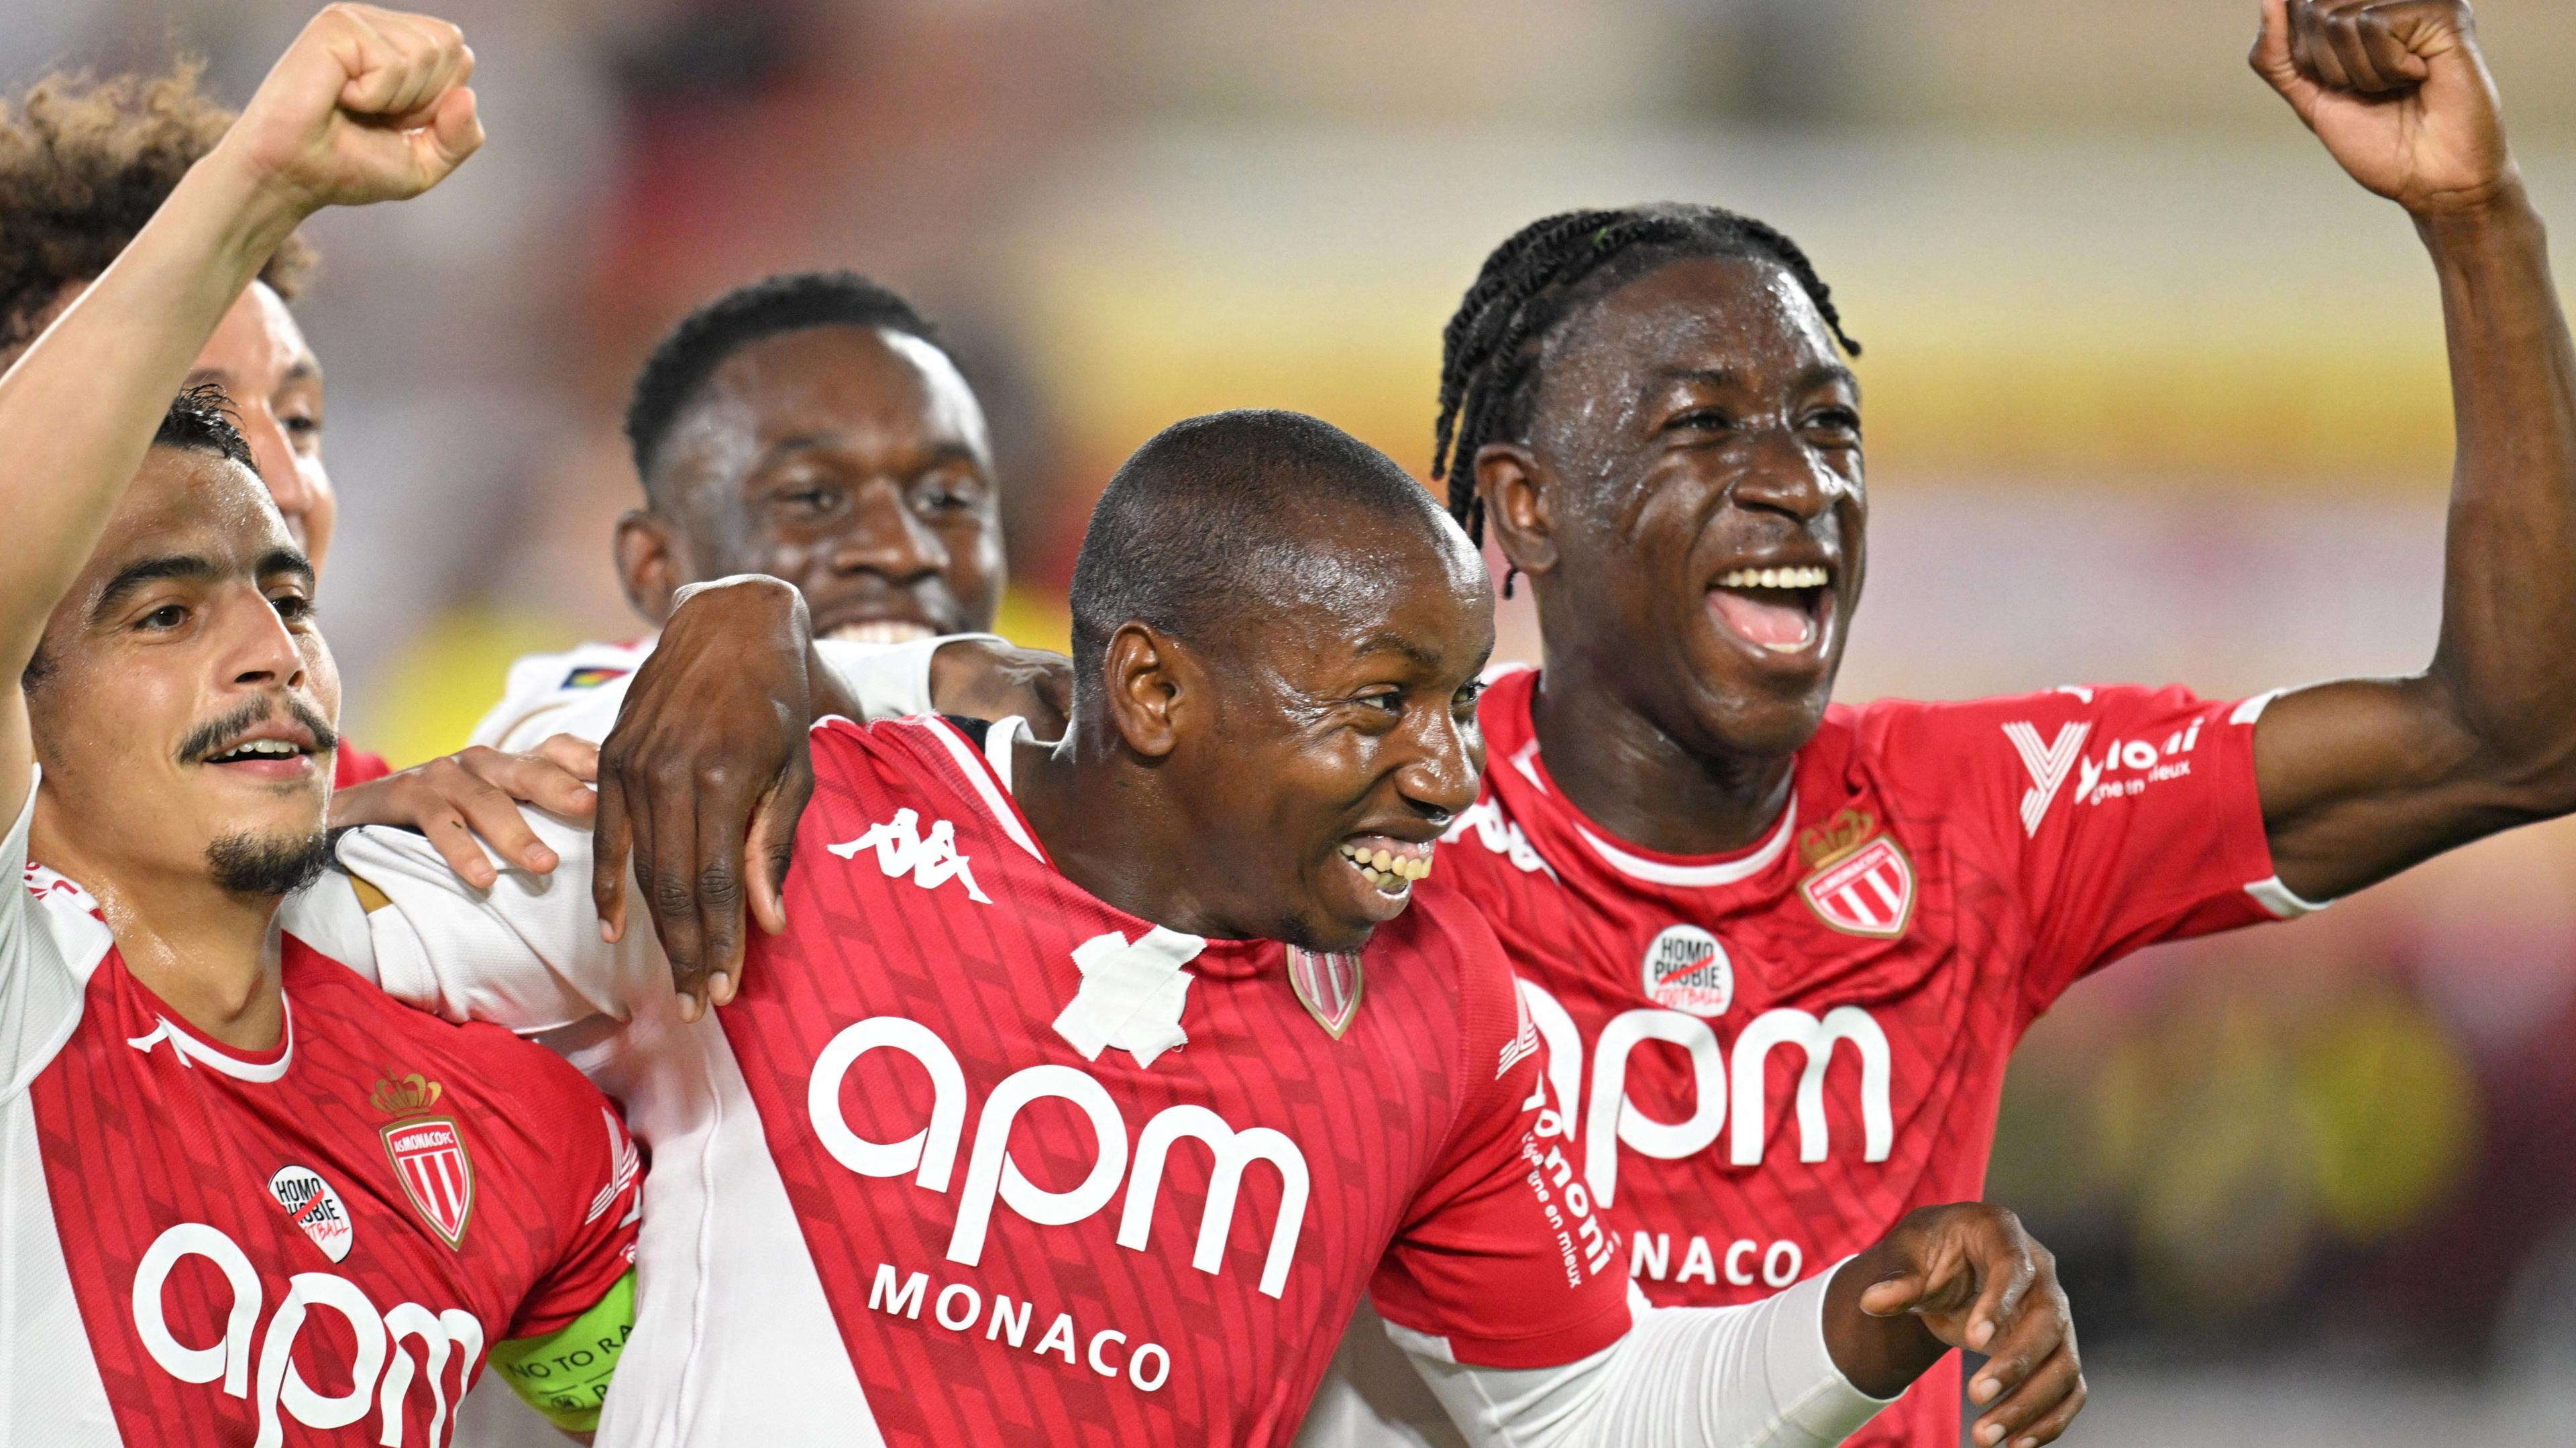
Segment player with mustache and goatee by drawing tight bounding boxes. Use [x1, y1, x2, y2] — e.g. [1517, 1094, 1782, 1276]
[0, 10, 641, 1443]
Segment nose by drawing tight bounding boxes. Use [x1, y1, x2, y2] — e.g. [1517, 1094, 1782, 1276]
[1394, 707, 1483, 828]
[219, 586, 307, 693]
[828, 478, 949, 583]
[1728, 425, 1835, 524]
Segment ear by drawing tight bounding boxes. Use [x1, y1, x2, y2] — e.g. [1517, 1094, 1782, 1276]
[1474, 441, 1560, 582]
[614, 510, 686, 625]
[1099, 622, 1190, 760]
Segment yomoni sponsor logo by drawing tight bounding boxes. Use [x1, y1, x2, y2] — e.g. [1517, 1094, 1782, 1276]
[130, 1222, 482, 1448]
[806, 1016, 1311, 1300]
[1515, 981, 1894, 1207]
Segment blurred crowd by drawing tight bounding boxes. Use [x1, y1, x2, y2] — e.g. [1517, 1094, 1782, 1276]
[11, 0, 2576, 1429]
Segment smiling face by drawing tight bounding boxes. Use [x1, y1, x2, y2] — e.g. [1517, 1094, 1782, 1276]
[1157, 513, 1494, 953]
[23, 445, 339, 896]
[624, 323, 1004, 641]
[1495, 253, 1865, 760]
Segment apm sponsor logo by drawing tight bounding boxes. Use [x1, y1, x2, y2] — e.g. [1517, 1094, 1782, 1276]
[131, 1222, 482, 1448]
[1515, 980, 1894, 1208]
[807, 1017, 1311, 1300]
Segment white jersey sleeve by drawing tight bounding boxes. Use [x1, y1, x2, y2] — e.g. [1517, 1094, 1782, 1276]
[327, 812, 663, 1034]
[1397, 1272, 1890, 1448]
[0, 767, 97, 1101]
[470, 634, 988, 753]
[470, 638, 657, 752]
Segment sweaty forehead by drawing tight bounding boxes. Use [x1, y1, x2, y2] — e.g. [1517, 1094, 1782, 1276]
[671, 325, 988, 479]
[1546, 254, 1841, 392]
[1242, 511, 1491, 670]
[73, 451, 292, 598]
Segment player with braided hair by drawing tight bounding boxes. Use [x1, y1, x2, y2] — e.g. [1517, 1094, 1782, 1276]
[1430, 203, 1858, 555]
[1300, 3, 2576, 1446]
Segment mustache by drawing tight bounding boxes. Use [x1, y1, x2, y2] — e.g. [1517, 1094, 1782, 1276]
[176, 695, 339, 766]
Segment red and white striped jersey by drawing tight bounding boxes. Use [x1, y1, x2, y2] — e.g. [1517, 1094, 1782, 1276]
[0, 771, 642, 1446]
[339, 712, 1633, 1447]
[1413, 666, 2304, 1447]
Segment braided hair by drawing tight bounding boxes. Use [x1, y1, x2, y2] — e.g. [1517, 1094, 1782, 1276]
[1432, 204, 1860, 547]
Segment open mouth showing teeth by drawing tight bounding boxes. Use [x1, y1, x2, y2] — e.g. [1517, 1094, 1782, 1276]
[1709, 565, 1832, 654]
[207, 738, 309, 763]
[824, 620, 936, 645]
[1339, 839, 1432, 894]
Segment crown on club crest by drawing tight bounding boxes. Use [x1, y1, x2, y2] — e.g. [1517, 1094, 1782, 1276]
[370, 1072, 444, 1117]
[1796, 808, 1879, 869]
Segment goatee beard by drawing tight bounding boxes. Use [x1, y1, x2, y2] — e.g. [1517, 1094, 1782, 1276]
[206, 828, 331, 897]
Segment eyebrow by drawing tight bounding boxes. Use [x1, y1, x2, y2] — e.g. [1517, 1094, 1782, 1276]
[258, 547, 316, 587]
[1645, 362, 1858, 397]
[91, 555, 219, 617]
[182, 357, 321, 394]
[1352, 630, 1446, 670]
[89, 547, 313, 620]
[752, 434, 984, 476]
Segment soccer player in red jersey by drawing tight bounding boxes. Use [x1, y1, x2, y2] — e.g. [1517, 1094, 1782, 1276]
[0, 46, 614, 843]
[341, 412, 2087, 1447]
[0, 9, 642, 1442]
[1298, 3, 2576, 1445]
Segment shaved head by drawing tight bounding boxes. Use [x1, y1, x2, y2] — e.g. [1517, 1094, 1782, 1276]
[1069, 410, 1469, 701]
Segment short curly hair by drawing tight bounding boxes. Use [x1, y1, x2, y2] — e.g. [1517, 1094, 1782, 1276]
[0, 61, 314, 357]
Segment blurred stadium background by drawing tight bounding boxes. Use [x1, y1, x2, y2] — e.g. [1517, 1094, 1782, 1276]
[13, 1, 2576, 1442]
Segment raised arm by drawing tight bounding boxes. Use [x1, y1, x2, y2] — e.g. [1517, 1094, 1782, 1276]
[0, 3, 482, 828]
[2245, 0, 2576, 900]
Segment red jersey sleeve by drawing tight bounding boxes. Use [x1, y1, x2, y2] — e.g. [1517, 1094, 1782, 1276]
[501, 1049, 643, 1340]
[1368, 895, 1632, 1369]
[1857, 685, 2295, 1019]
[333, 744, 392, 789]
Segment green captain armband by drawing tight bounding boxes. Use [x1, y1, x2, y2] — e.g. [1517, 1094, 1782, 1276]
[489, 1270, 637, 1434]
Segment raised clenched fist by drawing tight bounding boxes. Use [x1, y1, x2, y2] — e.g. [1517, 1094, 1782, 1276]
[214, 4, 482, 218]
[2252, 0, 2515, 215]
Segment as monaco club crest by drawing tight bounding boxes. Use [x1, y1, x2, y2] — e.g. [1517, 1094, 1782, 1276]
[372, 1073, 474, 1249]
[1286, 946, 1363, 1040]
[1796, 809, 1915, 939]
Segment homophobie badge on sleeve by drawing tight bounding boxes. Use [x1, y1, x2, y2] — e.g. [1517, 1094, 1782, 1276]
[372, 1072, 476, 1249]
[1286, 946, 1364, 1040]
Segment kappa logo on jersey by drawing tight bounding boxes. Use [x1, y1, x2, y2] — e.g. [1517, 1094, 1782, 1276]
[1642, 925, 1733, 1017]
[807, 1015, 1312, 1300]
[268, 1165, 354, 1263]
[373, 1074, 474, 1248]
[131, 1221, 484, 1448]
[2002, 720, 2090, 836]
[1794, 810, 1914, 939]
[829, 807, 991, 904]
[1285, 946, 1363, 1039]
